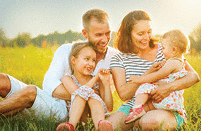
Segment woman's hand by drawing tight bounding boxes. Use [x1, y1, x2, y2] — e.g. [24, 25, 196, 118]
[150, 83, 172, 103]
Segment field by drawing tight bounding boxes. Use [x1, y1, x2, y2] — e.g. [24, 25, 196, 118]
[0, 45, 200, 131]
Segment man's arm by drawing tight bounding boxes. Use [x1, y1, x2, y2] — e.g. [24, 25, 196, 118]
[52, 83, 71, 101]
[42, 44, 79, 100]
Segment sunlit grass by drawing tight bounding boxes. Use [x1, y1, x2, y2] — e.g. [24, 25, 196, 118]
[0, 45, 58, 88]
[0, 46, 200, 130]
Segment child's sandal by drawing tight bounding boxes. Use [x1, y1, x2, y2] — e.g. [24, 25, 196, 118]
[56, 122, 75, 131]
[125, 105, 146, 124]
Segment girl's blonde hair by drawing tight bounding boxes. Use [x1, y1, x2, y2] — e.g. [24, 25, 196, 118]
[69, 42, 93, 74]
[163, 29, 190, 54]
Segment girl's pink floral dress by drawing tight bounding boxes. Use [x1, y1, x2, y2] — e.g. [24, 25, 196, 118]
[69, 75, 109, 115]
[135, 69, 187, 116]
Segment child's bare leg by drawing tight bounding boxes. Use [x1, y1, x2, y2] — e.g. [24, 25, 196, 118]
[69, 95, 86, 127]
[88, 98, 105, 130]
[134, 93, 150, 106]
[135, 94, 156, 112]
[125, 95, 155, 124]
[143, 99, 156, 112]
[80, 103, 90, 124]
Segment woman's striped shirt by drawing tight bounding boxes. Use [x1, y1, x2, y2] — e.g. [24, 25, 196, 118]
[110, 44, 165, 107]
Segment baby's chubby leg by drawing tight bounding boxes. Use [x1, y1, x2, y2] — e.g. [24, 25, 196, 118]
[125, 95, 155, 124]
[134, 93, 150, 106]
[143, 99, 156, 112]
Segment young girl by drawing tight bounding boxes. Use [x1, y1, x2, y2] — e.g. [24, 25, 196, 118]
[56, 42, 113, 131]
[125, 29, 190, 124]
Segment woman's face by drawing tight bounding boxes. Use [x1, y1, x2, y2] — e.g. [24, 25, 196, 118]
[131, 20, 152, 51]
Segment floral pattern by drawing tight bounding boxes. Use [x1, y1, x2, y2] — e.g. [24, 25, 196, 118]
[135, 69, 187, 116]
[69, 75, 108, 115]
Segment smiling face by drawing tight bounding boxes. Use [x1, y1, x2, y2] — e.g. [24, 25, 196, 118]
[71, 46, 96, 76]
[82, 18, 111, 54]
[161, 38, 175, 60]
[131, 20, 152, 51]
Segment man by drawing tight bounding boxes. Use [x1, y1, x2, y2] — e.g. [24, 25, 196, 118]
[0, 9, 119, 121]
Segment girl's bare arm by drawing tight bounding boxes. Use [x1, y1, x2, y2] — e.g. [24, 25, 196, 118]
[99, 69, 113, 111]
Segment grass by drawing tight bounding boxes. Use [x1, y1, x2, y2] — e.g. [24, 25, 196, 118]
[0, 45, 200, 131]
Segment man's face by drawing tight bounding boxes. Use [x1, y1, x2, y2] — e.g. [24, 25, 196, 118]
[83, 18, 111, 54]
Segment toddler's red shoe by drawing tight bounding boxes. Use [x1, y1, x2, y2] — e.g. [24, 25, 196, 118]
[56, 122, 75, 131]
[125, 105, 146, 124]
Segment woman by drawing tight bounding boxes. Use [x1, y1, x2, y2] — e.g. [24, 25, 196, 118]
[107, 10, 199, 130]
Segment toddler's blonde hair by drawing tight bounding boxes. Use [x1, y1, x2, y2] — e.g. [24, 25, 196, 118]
[163, 29, 190, 54]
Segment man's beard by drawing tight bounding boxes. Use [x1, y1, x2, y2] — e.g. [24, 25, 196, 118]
[88, 39, 108, 54]
[88, 41, 98, 52]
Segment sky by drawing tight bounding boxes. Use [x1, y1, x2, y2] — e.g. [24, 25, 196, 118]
[0, 0, 201, 39]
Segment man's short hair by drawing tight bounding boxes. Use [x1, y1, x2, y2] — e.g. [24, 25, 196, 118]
[82, 9, 109, 31]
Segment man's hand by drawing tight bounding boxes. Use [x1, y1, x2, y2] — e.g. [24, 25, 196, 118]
[150, 83, 172, 103]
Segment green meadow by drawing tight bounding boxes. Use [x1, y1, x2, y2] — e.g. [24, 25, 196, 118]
[0, 45, 200, 131]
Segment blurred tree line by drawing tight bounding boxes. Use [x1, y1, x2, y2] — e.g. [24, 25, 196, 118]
[189, 23, 201, 52]
[0, 27, 9, 47]
[0, 24, 201, 52]
[31, 30, 85, 47]
[0, 29, 85, 48]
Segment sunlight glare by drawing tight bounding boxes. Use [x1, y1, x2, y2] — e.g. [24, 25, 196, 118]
[184, 0, 201, 5]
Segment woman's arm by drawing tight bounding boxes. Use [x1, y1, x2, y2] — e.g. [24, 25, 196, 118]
[151, 60, 200, 103]
[99, 69, 113, 112]
[111, 60, 165, 101]
[169, 60, 200, 91]
[111, 68, 141, 101]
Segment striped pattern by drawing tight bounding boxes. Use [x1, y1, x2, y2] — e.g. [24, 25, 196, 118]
[110, 44, 165, 107]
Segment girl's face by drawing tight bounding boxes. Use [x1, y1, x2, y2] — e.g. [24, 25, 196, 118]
[72, 46, 96, 76]
[131, 20, 152, 51]
[161, 38, 175, 60]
